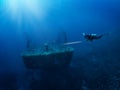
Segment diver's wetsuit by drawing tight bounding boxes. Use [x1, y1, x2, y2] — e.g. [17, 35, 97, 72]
[84, 34, 103, 41]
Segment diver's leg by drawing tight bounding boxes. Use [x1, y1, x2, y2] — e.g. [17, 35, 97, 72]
[95, 35, 103, 39]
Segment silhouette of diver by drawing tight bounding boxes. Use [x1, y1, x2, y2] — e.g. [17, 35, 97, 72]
[82, 33, 108, 42]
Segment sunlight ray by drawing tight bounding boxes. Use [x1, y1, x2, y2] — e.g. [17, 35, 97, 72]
[1, 0, 47, 27]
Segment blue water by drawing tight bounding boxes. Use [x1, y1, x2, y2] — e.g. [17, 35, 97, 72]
[0, 0, 120, 90]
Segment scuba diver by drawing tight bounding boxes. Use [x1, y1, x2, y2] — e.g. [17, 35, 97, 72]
[82, 33, 108, 42]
